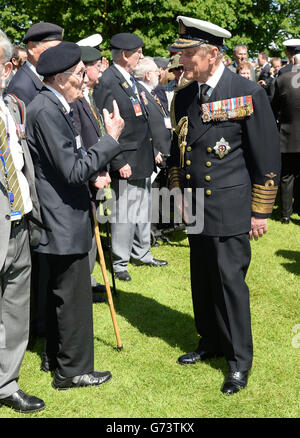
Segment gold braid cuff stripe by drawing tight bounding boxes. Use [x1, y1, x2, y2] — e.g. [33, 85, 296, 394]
[169, 167, 182, 190]
[252, 184, 278, 214]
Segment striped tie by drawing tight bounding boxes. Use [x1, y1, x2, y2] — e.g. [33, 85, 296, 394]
[0, 113, 24, 215]
[88, 89, 106, 137]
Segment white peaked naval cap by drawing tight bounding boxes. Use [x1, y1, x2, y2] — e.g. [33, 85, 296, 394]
[77, 34, 103, 47]
[169, 16, 231, 50]
[282, 39, 300, 47]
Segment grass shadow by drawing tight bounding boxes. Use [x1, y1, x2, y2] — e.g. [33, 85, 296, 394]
[109, 290, 197, 353]
[275, 249, 300, 276]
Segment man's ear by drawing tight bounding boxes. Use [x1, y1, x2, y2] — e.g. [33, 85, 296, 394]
[121, 50, 128, 63]
[2, 61, 12, 80]
[209, 47, 219, 64]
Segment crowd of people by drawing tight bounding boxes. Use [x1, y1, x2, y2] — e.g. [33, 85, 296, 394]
[0, 15, 299, 413]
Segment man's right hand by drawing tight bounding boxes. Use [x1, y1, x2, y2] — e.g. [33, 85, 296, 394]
[119, 163, 132, 179]
[103, 99, 124, 142]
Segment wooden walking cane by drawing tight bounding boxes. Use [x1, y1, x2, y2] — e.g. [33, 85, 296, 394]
[92, 205, 123, 351]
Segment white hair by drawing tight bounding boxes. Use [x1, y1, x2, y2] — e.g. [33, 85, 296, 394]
[132, 56, 156, 81]
[0, 29, 13, 62]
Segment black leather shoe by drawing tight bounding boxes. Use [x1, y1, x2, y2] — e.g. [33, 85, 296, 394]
[41, 352, 58, 373]
[92, 283, 106, 293]
[281, 217, 290, 224]
[93, 294, 106, 303]
[115, 271, 131, 281]
[221, 370, 249, 395]
[52, 370, 112, 390]
[0, 389, 45, 413]
[177, 350, 223, 365]
[147, 258, 168, 267]
[134, 258, 168, 267]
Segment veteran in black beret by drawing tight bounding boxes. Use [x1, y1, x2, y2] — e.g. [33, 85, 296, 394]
[70, 45, 111, 299]
[6, 22, 63, 106]
[168, 16, 281, 395]
[26, 41, 127, 390]
[94, 33, 167, 282]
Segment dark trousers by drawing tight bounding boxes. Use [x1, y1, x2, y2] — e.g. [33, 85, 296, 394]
[280, 153, 300, 217]
[188, 233, 253, 372]
[44, 253, 94, 377]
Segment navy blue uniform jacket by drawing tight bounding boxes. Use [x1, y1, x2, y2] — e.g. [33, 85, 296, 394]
[169, 67, 281, 236]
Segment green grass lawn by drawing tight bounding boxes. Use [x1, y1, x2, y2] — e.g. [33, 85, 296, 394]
[1, 209, 299, 419]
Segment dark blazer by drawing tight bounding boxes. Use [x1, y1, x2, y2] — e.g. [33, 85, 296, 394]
[271, 70, 300, 153]
[70, 96, 106, 191]
[278, 62, 293, 76]
[6, 62, 44, 106]
[93, 64, 155, 180]
[257, 63, 271, 82]
[138, 83, 172, 157]
[26, 88, 129, 255]
[71, 96, 101, 149]
[153, 84, 169, 115]
[169, 66, 281, 236]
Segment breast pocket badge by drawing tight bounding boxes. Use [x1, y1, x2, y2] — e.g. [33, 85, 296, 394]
[214, 137, 231, 159]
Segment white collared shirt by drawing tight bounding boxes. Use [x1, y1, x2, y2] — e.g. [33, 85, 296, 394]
[83, 87, 91, 105]
[0, 95, 32, 214]
[198, 61, 225, 98]
[113, 62, 133, 86]
[45, 84, 71, 114]
[26, 60, 44, 81]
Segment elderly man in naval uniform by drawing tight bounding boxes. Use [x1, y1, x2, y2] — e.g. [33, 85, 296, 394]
[168, 16, 280, 395]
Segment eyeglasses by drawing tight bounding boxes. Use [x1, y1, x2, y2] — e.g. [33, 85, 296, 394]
[63, 69, 87, 80]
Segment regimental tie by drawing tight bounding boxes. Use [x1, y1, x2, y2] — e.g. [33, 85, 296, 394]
[0, 112, 24, 216]
[88, 88, 106, 137]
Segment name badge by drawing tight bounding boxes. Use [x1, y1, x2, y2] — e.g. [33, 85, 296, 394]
[164, 117, 172, 129]
[75, 135, 82, 149]
[11, 210, 22, 221]
[130, 97, 143, 117]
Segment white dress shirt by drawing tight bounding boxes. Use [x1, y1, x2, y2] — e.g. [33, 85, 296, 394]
[26, 60, 44, 81]
[45, 84, 71, 113]
[198, 61, 225, 98]
[113, 62, 133, 86]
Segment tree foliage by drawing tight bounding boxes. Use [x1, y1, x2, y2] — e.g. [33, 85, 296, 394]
[0, 0, 299, 58]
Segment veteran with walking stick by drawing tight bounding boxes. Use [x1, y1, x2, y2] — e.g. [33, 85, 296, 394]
[168, 16, 281, 394]
[26, 42, 127, 389]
